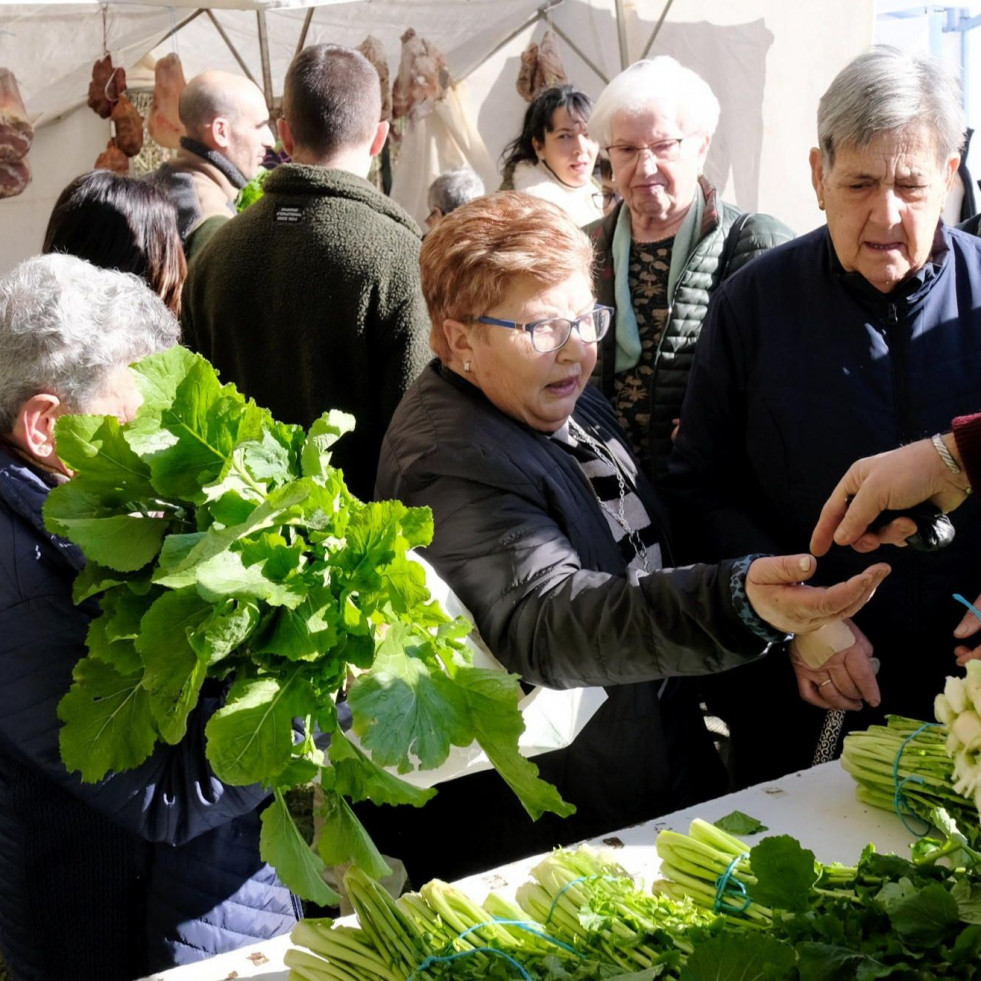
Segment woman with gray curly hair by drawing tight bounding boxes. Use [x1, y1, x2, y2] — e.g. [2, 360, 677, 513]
[667, 46, 981, 788]
[0, 254, 299, 978]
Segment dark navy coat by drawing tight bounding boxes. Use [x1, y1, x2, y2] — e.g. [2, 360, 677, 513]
[0, 446, 297, 979]
[666, 223, 981, 783]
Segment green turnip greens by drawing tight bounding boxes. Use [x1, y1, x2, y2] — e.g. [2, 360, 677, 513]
[45, 345, 571, 905]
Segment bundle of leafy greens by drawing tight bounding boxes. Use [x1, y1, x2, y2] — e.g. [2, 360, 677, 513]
[44, 345, 571, 906]
[841, 715, 981, 847]
[287, 816, 981, 980]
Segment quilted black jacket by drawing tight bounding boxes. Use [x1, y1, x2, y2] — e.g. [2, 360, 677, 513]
[588, 178, 793, 481]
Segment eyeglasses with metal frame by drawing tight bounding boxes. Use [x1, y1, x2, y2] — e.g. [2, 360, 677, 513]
[604, 135, 694, 167]
[473, 305, 614, 353]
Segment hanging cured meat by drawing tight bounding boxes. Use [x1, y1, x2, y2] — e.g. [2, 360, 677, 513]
[0, 68, 33, 163]
[391, 28, 449, 125]
[88, 55, 126, 119]
[358, 36, 392, 122]
[111, 94, 144, 157]
[516, 30, 568, 102]
[95, 138, 129, 175]
[0, 156, 30, 198]
[148, 53, 186, 149]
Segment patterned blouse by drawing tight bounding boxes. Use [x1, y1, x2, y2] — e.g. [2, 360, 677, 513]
[611, 236, 674, 472]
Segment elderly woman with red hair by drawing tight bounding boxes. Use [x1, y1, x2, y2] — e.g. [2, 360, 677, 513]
[355, 191, 888, 886]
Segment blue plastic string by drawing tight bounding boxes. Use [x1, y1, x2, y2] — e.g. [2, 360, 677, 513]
[953, 592, 981, 622]
[892, 721, 944, 835]
[407, 947, 533, 979]
[543, 874, 625, 925]
[712, 852, 751, 914]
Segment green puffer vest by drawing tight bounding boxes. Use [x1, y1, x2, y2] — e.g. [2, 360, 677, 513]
[588, 178, 794, 482]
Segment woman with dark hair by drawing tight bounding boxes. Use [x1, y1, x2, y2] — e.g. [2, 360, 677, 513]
[43, 170, 187, 316]
[500, 84, 602, 226]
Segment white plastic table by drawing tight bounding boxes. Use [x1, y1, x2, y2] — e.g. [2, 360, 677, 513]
[140, 760, 920, 981]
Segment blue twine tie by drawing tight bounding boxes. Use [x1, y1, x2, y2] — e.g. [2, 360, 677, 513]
[713, 852, 751, 913]
[406, 916, 584, 979]
[543, 874, 627, 925]
[892, 721, 944, 835]
[953, 592, 981, 623]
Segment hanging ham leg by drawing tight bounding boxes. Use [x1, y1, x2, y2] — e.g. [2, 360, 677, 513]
[111, 95, 144, 157]
[0, 68, 34, 163]
[148, 53, 186, 149]
[0, 157, 30, 198]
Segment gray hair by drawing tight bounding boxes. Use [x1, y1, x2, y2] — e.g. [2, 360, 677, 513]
[428, 168, 485, 215]
[818, 46, 965, 164]
[588, 56, 720, 149]
[0, 253, 180, 433]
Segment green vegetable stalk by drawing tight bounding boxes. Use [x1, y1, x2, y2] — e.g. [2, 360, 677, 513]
[45, 346, 571, 905]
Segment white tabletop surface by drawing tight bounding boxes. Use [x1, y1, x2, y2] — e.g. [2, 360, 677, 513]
[140, 760, 919, 981]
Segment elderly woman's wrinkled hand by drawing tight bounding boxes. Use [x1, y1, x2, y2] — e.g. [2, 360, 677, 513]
[790, 618, 879, 710]
[745, 553, 890, 636]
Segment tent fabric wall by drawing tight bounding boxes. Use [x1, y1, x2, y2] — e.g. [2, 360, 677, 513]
[0, 0, 875, 275]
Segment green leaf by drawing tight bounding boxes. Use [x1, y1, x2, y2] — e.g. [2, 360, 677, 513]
[253, 595, 340, 662]
[714, 810, 768, 836]
[85, 586, 156, 675]
[57, 659, 157, 782]
[679, 933, 796, 980]
[193, 549, 307, 609]
[43, 482, 170, 572]
[54, 413, 157, 499]
[187, 598, 261, 665]
[888, 882, 961, 946]
[328, 731, 435, 807]
[259, 790, 340, 907]
[747, 836, 817, 912]
[153, 480, 315, 589]
[315, 788, 392, 880]
[795, 943, 877, 981]
[127, 351, 266, 503]
[399, 506, 434, 550]
[205, 673, 314, 785]
[951, 878, 981, 924]
[71, 561, 126, 604]
[347, 634, 472, 773]
[454, 664, 574, 820]
[379, 554, 432, 615]
[136, 589, 212, 743]
[300, 410, 355, 479]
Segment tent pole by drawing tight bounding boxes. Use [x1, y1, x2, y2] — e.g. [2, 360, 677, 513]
[612, 0, 629, 69]
[205, 10, 259, 87]
[258, 10, 274, 108]
[640, 0, 676, 60]
[455, 0, 562, 85]
[548, 21, 609, 85]
[296, 8, 316, 56]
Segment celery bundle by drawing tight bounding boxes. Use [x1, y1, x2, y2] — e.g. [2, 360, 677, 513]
[841, 714, 980, 845]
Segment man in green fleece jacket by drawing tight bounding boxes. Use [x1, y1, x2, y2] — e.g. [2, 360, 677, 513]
[181, 44, 431, 500]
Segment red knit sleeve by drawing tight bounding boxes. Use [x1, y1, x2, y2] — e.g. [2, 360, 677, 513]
[952, 412, 981, 492]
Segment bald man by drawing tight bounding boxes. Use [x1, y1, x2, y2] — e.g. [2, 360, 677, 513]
[147, 70, 274, 259]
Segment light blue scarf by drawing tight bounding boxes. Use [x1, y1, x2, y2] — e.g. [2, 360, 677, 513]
[612, 185, 706, 371]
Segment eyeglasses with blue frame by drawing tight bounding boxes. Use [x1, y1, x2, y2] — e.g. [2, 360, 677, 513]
[473, 304, 614, 353]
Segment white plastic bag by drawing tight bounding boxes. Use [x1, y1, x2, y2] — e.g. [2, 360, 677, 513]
[350, 552, 607, 788]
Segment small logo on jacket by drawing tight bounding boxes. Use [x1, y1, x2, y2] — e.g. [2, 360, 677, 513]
[275, 206, 304, 224]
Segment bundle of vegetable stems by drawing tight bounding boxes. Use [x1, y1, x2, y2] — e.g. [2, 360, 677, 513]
[285, 848, 703, 979]
[840, 714, 980, 844]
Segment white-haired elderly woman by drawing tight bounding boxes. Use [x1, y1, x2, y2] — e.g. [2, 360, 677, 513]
[666, 46, 981, 789]
[0, 255, 298, 978]
[353, 191, 889, 888]
[586, 56, 793, 481]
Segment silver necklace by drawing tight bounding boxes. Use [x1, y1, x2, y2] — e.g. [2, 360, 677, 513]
[568, 418, 652, 573]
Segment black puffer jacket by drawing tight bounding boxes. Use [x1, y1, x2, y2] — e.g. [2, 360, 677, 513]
[356, 362, 772, 886]
[589, 179, 793, 480]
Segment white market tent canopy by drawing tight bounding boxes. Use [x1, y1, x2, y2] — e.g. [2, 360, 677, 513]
[0, 0, 875, 274]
